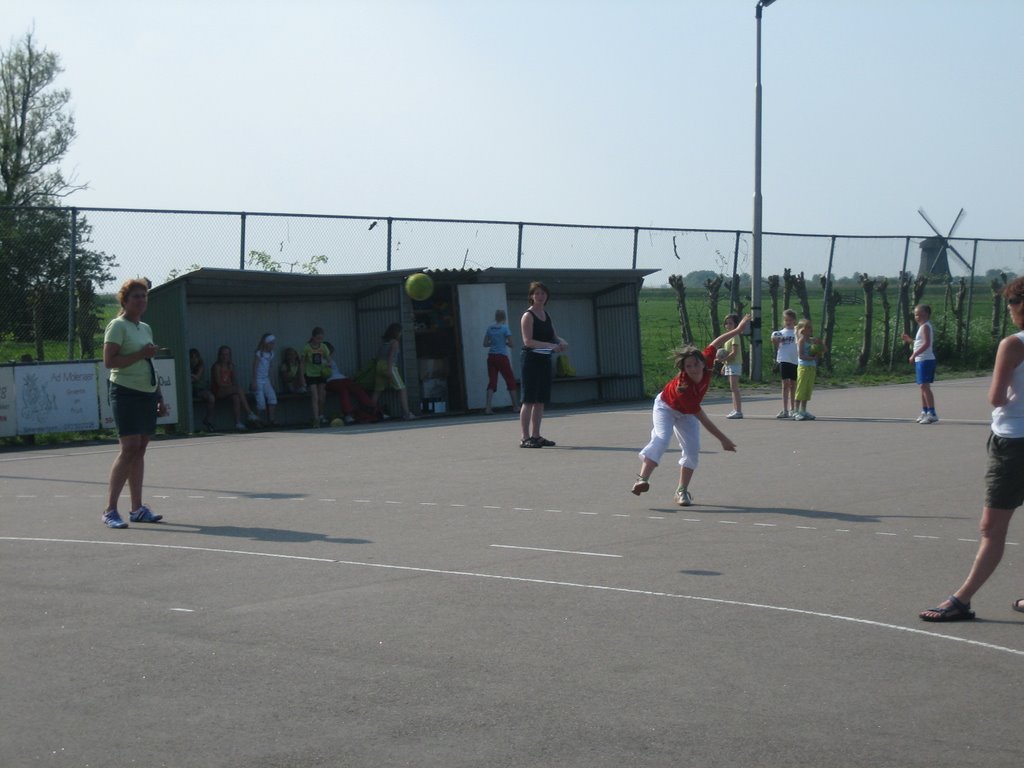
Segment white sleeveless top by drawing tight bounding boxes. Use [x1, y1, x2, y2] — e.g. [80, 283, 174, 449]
[992, 330, 1024, 438]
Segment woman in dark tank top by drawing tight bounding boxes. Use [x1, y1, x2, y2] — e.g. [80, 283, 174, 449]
[518, 281, 568, 448]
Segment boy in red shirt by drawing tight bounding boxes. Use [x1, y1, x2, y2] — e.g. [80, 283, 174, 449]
[631, 314, 751, 506]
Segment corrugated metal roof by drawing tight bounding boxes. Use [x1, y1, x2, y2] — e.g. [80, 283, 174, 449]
[152, 266, 658, 300]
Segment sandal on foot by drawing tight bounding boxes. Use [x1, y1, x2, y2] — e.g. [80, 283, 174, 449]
[919, 594, 975, 622]
[1012, 598, 1024, 614]
[631, 476, 650, 496]
[520, 437, 542, 448]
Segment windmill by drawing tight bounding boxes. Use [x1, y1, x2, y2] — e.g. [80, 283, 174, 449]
[916, 207, 969, 279]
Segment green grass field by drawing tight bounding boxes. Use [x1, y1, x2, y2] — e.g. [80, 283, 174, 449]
[638, 286, 999, 396]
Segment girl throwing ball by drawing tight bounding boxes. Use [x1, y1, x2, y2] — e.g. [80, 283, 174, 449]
[632, 314, 750, 506]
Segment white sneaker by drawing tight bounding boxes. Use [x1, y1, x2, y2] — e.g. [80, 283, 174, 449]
[922, 412, 938, 423]
[726, 411, 743, 419]
[793, 412, 807, 421]
[776, 410, 790, 419]
[915, 413, 927, 423]
[235, 422, 247, 430]
[674, 488, 693, 507]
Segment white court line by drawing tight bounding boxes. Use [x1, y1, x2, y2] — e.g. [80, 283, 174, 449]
[490, 544, 622, 558]
[2, 536, 1021, 659]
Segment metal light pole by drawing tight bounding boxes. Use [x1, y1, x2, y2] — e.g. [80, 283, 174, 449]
[751, 0, 777, 382]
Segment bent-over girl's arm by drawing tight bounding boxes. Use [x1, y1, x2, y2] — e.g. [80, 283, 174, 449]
[694, 408, 736, 452]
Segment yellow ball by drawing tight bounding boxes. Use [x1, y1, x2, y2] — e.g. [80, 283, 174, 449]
[330, 418, 345, 428]
[405, 272, 434, 302]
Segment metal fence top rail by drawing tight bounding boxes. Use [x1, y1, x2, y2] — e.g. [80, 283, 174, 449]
[3, 204, 1020, 243]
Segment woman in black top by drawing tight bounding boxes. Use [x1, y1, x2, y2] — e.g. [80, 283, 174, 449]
[519, 281, 568, 448]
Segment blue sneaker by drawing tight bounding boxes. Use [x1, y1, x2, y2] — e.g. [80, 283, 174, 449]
[129, 505, 163, 523]
[102, 510, 128, 529]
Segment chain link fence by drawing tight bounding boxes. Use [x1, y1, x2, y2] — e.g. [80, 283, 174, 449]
[2, 205, 1022, 363]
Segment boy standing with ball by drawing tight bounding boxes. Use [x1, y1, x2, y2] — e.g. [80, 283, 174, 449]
[772, 308, 798, 418]
[631, 314, 750, 506]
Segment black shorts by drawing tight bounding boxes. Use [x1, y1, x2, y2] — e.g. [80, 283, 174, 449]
[520, 351, 553, 404]
[984, 433, 1024, 510]
[779, 362, 797, 381]
[109, 382, 158, 437]
[305, 376, 325, 386]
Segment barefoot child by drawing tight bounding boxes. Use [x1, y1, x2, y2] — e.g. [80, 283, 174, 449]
[631, 314, 751, 506]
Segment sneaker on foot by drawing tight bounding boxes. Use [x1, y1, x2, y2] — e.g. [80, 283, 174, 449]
[793, 412, 807, 421]
[726, 411, 743, 419]
[343, 414, 355, 425]
[915, 412, 927, 423]
[102, 510, 128, 529]
[247, 413, 260, 422]
[631, 477, 650, 495]
[235, 421, 247, 430]
[520, 437, 542, 448]
[535, 436, 556, 446]
[923, 412, 938, 423]
[804, 412, 816, 420]
[776, 410, 790, 419]
[674, 488, 693, 507]
[129, 505, 163, 523]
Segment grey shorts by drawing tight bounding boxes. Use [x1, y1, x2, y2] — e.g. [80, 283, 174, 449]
[984, 432, 1024, 510]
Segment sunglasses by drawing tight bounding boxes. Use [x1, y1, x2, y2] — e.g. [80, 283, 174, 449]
[1008, 296, 1024, 306]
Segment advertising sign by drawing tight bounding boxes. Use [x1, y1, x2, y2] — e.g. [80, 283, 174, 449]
[15, 362, 101, 435]
[0, 366, 16, 438]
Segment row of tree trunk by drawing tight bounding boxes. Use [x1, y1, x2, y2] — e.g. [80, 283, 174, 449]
[669, 269, 1010, 377]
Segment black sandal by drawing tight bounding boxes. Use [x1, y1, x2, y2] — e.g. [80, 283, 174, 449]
[519, 437, 542, 448]
[919, 594, 975, 622]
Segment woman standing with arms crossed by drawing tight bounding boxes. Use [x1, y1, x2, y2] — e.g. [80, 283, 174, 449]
[101, 279, 166, 528]
[919, 276, 1024, 621]
[519, 281, 568, 448]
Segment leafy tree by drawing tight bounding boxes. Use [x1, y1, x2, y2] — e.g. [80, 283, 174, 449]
[0, 30, 84, 204]
[0, 31, 114, 360]
[247, 249, 328, 274]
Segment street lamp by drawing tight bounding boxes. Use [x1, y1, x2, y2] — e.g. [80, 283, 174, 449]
[751, 0, 777, 382]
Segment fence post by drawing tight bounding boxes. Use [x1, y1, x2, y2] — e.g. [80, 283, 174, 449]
[632, 227, 639, 270]
[965, 239, 978, 362]
[820, 236, 836, 335]
[731, 230, 741, 312]
[387, 218, 393, 271]
[889, 236, 911, 370]
[517, 223, 524, 269]
[68, 208, 78, 360]
[239, 212, 247, 269]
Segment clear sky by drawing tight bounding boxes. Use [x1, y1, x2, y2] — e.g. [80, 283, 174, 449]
[6, 0, 1023, 244]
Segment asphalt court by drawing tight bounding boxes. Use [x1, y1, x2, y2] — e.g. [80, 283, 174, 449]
[2, 376, 1022, 767]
